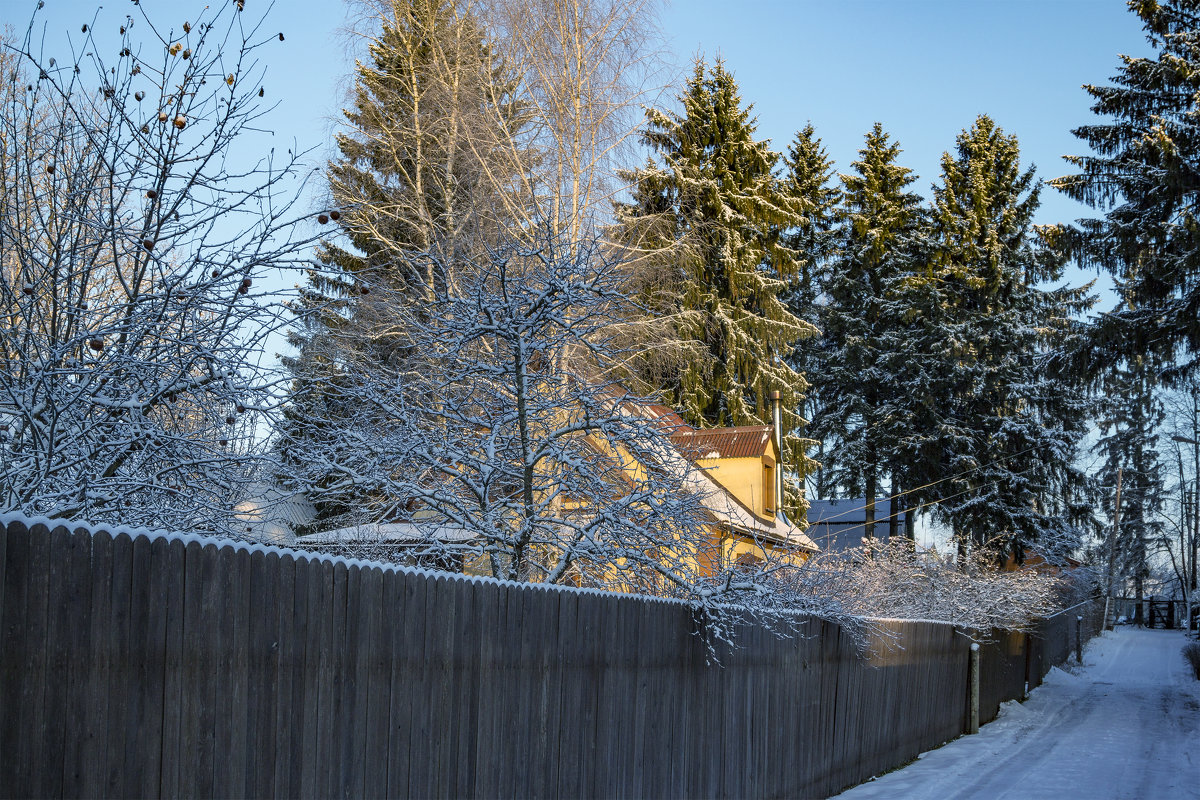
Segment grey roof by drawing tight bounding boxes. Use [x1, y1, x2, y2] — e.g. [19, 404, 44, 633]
[805, 498, 908, 553]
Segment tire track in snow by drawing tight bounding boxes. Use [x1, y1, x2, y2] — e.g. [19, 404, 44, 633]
[837, 629, 1200, 800]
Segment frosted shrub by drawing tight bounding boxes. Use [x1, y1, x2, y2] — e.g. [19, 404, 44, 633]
[783, 538, 1067, 633]
[1184, 643, 1200, 681]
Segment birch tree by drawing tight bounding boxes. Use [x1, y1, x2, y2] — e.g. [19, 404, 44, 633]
[481, 0, 668, 240]
[1162, 379, 1199, 631]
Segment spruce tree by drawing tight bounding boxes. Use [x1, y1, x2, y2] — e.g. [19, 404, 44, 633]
[924, 116, 1094, 561]
[1053, 0, 1200, 375]
[615, 58, 817, 503]
[1095, 357, 1165, 623]
[779, 124, 840, 498]
[279, 0, 524, 530]
[780, 123, 840, 338]
[809, 124, 926, 539]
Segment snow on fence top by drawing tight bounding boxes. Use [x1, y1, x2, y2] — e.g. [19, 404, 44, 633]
[0, 510, 691, 606]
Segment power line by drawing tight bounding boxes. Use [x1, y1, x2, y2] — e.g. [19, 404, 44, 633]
[806, 442, 1048, 525]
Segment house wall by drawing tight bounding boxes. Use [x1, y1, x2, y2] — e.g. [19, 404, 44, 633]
[720, 531, 809, 572]
[695, 454, 775, 520]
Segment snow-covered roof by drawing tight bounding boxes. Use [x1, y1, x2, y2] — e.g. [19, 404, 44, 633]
[234, 483, 317, 545]
[639, 401, 690, 430]
[297, 522, 477, 545]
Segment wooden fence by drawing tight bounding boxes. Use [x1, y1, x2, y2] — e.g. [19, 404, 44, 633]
[0, 518, 1094, 799]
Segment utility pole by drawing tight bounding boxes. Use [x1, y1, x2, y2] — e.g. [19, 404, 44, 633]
[1172, 424, 1199, 636]
[1104, 467, 1122, 631]
[1185, 391, 1195, 604]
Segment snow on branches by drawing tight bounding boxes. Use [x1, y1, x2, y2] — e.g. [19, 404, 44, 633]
[0, 3, 316, 531]
[786, 538, 1069, 634]
[279, 225, 825, 631]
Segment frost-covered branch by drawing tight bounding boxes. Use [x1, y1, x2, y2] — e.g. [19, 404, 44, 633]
[280, 224, 819, 636]
[0, 2, 317, 532]
[781, 538, 1071, 633]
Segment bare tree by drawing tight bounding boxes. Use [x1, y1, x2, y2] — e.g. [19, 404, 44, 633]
[0, 3, 315, 532]
[1162, 380, 1200, 633]
[279, 224, 834, 638]
[323, 0, 528, 294]
[331, 0, 666, 250]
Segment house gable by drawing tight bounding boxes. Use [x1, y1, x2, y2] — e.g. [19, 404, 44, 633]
[669, 425, 780, 522]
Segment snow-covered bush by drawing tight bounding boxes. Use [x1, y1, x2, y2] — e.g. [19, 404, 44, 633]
[782, 538, 1067, 632]
[1184, 643, 1200, 681]
[0, 3, 314, 532]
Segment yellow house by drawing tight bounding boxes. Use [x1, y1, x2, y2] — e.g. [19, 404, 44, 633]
[297, 396, 817, 582]
[641, 402, 817, 576]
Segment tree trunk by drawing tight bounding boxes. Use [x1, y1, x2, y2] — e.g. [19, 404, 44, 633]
[864, 463, 876, 542]
[1134, 574, 1145, 626]
[888, 474, 900, 542]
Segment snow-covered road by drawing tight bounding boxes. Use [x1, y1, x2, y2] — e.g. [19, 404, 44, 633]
[836, 627, 1200, 800]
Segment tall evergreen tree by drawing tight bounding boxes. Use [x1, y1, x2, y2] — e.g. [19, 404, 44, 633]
[279, 0, 525, 530]
[317, 0, 523, 300]
[615, 58, 817, 504]
[923, 116, 1094, 561]
[780, 123, 840, 340]
[810, 124, 927, 539]
[1052, 0, 1200, 376]
[779, 123, 840, 497]
[1095, 357, 1165, 623]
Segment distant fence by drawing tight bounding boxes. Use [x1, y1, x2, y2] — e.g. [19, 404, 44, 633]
[0, 518, 1097, 799]
[974, 602, 1102, 728]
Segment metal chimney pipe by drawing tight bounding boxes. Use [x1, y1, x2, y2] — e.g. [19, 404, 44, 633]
[771, 390, 783, 518]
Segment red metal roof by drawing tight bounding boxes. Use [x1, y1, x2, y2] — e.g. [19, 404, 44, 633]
[669, 425, 773, 460]
[640, 402, 690, 431]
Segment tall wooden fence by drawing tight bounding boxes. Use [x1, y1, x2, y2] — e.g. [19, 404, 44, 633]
[0, 518, 1094, 799]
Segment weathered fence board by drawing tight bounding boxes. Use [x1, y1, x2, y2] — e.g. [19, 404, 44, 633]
[40, 526, 70, 800]
[0, 518, 1100, 800]
[59, 526, 94, 799]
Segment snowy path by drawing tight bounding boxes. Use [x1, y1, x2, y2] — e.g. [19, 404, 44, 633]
[836, 628, 1200, 800]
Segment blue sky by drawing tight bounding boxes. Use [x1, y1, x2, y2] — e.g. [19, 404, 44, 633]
[18, 0, 1153, 220]
[11, 0, 1154, 294]
[659, 0, 1151, 232]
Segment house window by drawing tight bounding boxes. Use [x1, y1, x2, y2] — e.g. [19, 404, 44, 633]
[763, 462, 775, 515]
